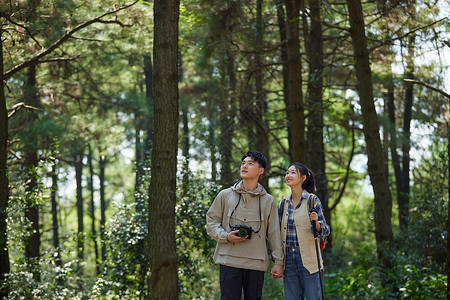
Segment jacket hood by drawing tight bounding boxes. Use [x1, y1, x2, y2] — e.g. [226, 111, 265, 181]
[231, 180, 267, 197]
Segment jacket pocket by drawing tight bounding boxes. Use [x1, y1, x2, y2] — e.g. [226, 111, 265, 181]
[218, 238, 267, 261]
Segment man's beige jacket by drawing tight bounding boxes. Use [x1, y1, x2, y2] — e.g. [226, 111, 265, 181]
[206, 181, 283, 272]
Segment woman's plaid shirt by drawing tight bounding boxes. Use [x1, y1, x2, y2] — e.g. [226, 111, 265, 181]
[278, 190, 330, 247]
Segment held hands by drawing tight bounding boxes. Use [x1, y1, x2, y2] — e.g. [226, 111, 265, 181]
[270, 264, 284, 279]
[226, 230, 249, 243]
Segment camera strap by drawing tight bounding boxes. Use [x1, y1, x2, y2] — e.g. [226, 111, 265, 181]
[228, 193, 262, 234]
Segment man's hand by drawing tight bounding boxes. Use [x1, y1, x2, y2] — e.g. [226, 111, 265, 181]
[227, 230, 249, 243]
[270, 264, 284, 279]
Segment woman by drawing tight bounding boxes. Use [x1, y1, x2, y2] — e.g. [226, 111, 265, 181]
[272, 162, 330, 299]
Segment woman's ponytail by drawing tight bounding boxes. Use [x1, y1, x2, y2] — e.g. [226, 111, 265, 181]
[303, 168, 316, 194]
[289, 163, 317, 194]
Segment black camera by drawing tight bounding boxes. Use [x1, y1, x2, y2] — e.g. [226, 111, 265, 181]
[232, 224, 253, 239]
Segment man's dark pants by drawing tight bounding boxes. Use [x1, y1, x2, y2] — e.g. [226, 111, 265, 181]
[219, 265, 265, 300]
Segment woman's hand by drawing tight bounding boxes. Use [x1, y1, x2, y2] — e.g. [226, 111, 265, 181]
[309, 211, 321, 233]
[309, 211, 318, 222]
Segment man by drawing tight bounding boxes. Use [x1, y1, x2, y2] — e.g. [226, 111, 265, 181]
[206, 151, 284, 300]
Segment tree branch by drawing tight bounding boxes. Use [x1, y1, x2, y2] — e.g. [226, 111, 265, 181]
[37, 56, 81, 64]
[0, 12, 43, 49]
[369, 17, 448, 52]
[2, 1, 138, 81]
[300, 5, 350, 32]
[403, 78, 450, 99]
[7, 102, 42, 119]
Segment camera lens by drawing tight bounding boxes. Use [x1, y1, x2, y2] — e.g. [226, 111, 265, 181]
[238, 228, 248, 237]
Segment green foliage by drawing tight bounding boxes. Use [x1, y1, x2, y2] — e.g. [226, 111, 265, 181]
[88, 162, 221, 299]
[324, 135, 448, 299]
[326, 253, 447, 299]
[91, 175, 148, 299]
[7, 256, 88, 300]
[176, 162, 219, 299]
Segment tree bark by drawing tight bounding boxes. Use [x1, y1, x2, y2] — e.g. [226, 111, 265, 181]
[386, 79, 404, 226]
[99, 154, 106, 262]
[51, 164, 61, 267]
[240, 76, 256, 149]
[255, 0, 270, 191]
[284, 0, 305, 163]
[382, 97, 389, 179]
[180, 53, 190, 186]
[447, 118, 450, 300]
[275, 0, 290, 156]
[24, 64, 40, 280]
[135, 122, 144, 194]
[346, 0, 394, 266]
[144, 54, 154, 162]
[304, 0, 330, 248]
[181, 105, 189, 182]
[208, 110, 217, 183]
[219, 53, 237, 187]
[0, 28, 10, 299]
[75, 151, 84, 262]
[88, 146, 100, 275]
[399, 33, 415, 229]
[148, 0, 180, 298]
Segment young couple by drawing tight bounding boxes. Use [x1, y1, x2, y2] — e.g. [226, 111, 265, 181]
[206, 151, 330, 300]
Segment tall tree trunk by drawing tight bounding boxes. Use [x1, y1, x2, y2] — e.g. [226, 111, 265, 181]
[23, 0, 41, 280]
[134, 84, 148, 298]
[219, 2, 238, 188]
[275, 0, 290, 159]
[346, 0, 393, 266]
[88, 146, 100, 275]
[304, 0, 330, 248]
[180, 53, 190, 187]
[446, 36, 450, 300]
[75, 151, 84, 262]
[181, 105, 189, 183]
[447, 117, 450, 299]
[24, 64, 40, 280]
[144, 54, 154, 161]
[208, 110, 217, 183]
[135, 123, 143, 194]
[240, 79, 256, 149]
[51, 164, 61, 267]
[382, 97, 389, 179]
[0, 28, 10, 299]
[99, 154, 106, 262]
[255, 0, 270, 190]
[284, 0, 305, 163]
[219, 54, 237, 187]
[399, 33, 415, 229]
[148, 0, 180, 299]
[386, 78, 404, 223]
